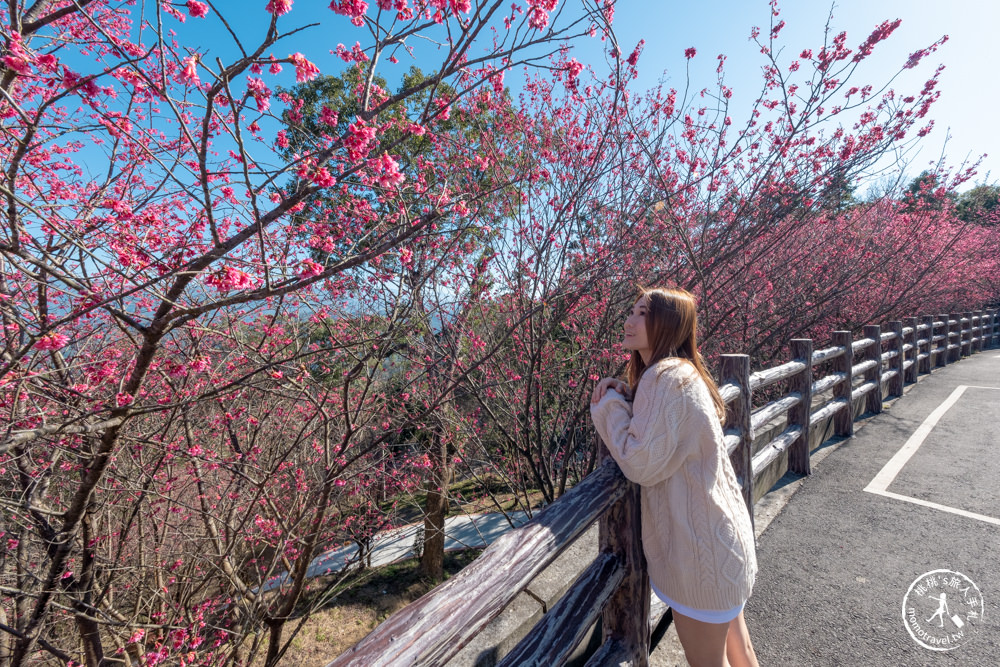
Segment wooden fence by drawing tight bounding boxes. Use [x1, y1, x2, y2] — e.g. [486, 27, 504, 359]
[327, 309, 1000, 667]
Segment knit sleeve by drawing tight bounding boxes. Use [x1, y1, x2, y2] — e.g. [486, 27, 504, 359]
[590, 363, 689, 486]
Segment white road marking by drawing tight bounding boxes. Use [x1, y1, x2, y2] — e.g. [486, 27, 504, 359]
[865, 488, 1000, 527]
[865, 385, 967, 492]
[864, 385, 1000, 527]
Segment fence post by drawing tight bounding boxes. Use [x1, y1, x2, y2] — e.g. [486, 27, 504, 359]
[949, 313, 962, 363]
[992, 309, 1000, 348]
[863, 325, 882, 414]
[788, 339, 813, 476]
[920, 315, 934, 374]
[598, 443, 650, 664]
[721, 354, 754, 519]
[961, 312, 972, 357]
[975, 311, 984, 353]
[938, 314, 950, 367]
[888, 321, 904, 397]
[903, 317, 918, 384]
[832, 331, 854, 437]
[980, 310, 987, 351]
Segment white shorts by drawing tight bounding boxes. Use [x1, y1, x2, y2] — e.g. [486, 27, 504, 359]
[651, 581, 745, 624]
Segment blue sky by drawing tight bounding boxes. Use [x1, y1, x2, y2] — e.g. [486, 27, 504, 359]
[600, 0, 996, 191]
[167, 1, 996, 191]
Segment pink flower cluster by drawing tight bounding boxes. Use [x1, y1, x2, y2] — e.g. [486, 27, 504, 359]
[320, 105, 339, 126]
[266, 0, 294, 16]
[344, 118, 377, 160]
[334, 41, 370, 63]
[527, 0, 558, 30]
[2, 32, 32, 75]
[289, 53, 320, 82]
[246, 77, 272, 112]
[36, 333, 69, 351]
[178, 55, 200, 86]
[565, 59, 583, 88]
[187, 0, 209, 18]
[426, 0, 470, 15]
[399, 247, 414, 268]
[854, 19, 900, 62]
[298, 258, 325, 278]
[330, 0, 369, 26]
[374, 152, 405, 189]
[205, 265, 254, 293]
[298, 162, 336, 188]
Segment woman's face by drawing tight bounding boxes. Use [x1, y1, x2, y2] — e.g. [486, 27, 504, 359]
[623, 295, 652, 361]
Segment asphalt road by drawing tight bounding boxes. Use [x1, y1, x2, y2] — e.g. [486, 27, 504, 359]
[745, 351, 1000, 666]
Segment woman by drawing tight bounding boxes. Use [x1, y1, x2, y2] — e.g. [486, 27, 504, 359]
[590, 287, 759, 667]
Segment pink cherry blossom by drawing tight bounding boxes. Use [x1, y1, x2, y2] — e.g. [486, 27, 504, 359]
[289, 52, 320, 82]
[344, 118, 377, 160]
[374, 152, 405, 189]
[298, 258, 325, 277]
[36, 333, 70, 351]
[178, 55, 200, 85]
[2, 32, 32, 75]
[205, 265, 254, 292]
[266, 0, 294, 15]
[330, 0, 369, 26]
[320, 105, 339, 126]
[187, 0, 209, 18]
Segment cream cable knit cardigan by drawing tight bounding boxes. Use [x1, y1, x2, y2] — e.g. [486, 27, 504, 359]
[590, 357, 757, 612]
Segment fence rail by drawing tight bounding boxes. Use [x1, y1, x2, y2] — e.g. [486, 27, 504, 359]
[328, 308, 1000, 667]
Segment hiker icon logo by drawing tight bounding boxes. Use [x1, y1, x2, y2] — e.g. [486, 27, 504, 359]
[902, 569, 984, 651]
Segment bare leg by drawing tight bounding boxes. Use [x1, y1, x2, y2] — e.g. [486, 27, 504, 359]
[672, 610, 731, 667]
[725, 611, 759, 667]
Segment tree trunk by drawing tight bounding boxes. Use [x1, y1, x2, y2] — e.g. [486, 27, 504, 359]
[420, 433, 450, 581]
[74, 612, 105, 667]
[0, 605, 11, 667]
[264, 619, 286, 667]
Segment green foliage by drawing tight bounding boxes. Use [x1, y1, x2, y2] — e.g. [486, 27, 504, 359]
[955, 184, 1000, 225]
[817, 168, 858, 212]
[903, 171, 956, 212]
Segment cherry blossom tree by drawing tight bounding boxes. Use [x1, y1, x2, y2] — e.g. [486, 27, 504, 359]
[0, 0, 608, 664]
[2, 0, 998, 665]
[451, 3, 1000, 508]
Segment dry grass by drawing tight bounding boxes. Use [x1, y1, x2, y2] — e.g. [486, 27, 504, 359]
[266, 550, 482, 666]
[256, 476, 553, 665]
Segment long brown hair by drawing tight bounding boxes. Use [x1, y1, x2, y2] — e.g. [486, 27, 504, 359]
[625, 287, 726, 421]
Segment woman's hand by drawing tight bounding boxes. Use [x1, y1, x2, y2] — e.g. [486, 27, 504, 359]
[592, 377, 629, 404]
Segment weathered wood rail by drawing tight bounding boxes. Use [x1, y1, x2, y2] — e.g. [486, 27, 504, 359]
[328, 308, 1000, 667]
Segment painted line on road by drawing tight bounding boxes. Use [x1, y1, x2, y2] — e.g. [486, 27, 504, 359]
[864, 488, 1000, 527]
[864, 385, 967, 492]
[864, 385, 1000, 527]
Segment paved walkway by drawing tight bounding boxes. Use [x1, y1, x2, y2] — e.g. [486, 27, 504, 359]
[740, 350, 1000, 666]
[259, 510, 529, 593]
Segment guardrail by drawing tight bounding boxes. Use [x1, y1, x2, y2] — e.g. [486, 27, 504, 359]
[328, 308, 999, 667]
